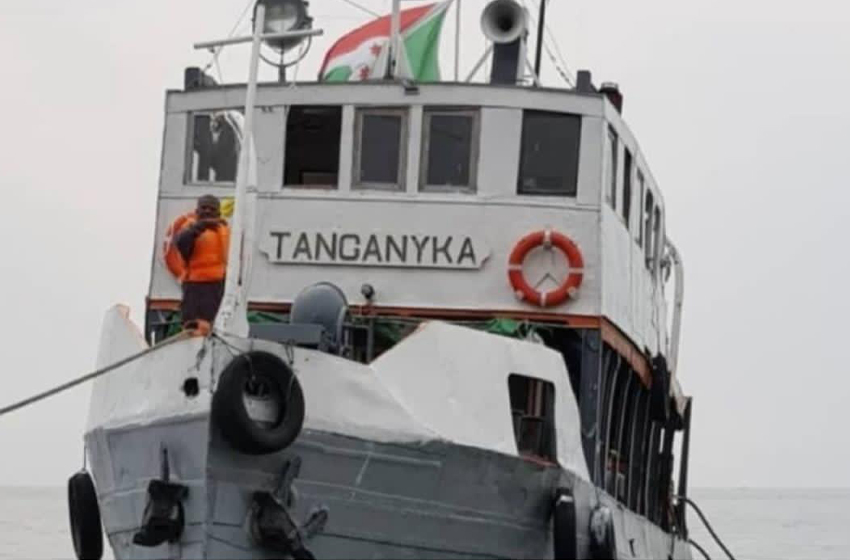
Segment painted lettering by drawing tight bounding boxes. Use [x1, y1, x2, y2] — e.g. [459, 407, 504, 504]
[457, 236, 477, 266]
[386, 235, 407, 263]
[271, 232, 291, 260]
[410, 235, 431, 264]
[293, 232, 312, 261]
[339, 234, 361, 261]
[363, 234, 383, 263]
[315, 232, 337, 261]
[432, 236, 453, 264]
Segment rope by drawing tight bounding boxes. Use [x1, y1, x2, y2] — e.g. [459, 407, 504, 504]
[0, 332, 192, 419]
[335, 0, 381, 18]
[689, 538, 712, 560]
[675, 495, 737, 560]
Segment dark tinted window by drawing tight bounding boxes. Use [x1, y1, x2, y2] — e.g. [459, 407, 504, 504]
[508, 374, 556, 461]
[356, 110, 406, 188]
[188, 110, 242, 184]
[623, 149, 633, 227]
[644, 190, 655, 269]
[607, 126, 618, 209]
[284, 106, 342, 188]
[517, 111, 582, 196]
[636, 171, 645, 247]
[422, 110, 477, 190]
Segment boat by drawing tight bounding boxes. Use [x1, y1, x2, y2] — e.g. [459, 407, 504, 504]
[67, 1, 695, 558]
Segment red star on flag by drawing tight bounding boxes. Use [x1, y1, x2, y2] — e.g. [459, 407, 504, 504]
[370, 42, 382, 57]
[359, 65, 371, 80]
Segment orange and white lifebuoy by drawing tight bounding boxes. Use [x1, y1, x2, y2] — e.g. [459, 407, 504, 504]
[162, 212, 195, 281]
[508, 229, 584, 308]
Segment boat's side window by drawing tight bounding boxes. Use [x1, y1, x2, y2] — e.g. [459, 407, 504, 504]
[354, 108, 408, 191]
[606, 126, 618, 209]
[420, 108, 479, 192]
[622, 148, 633, 227]
[636, 170, 645, 248]
[508, 374, 557, 461]
[517, 110, 581, 197]
[653, 206, 663, 278]
[186, 110, 243, 185]
[644, 189, 655, 270]
[284, 106, 342, 189]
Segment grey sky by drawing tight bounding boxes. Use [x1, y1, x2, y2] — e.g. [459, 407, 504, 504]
[0, 0, 847, 488]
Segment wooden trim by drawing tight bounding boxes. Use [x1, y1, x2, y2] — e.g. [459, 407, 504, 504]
[601, 319, 651, 387]
[146, 298, 601, 328]
[146, 298, 650, 384]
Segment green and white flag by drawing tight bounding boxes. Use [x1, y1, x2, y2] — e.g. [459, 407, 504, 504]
[319, 2, 451, 82]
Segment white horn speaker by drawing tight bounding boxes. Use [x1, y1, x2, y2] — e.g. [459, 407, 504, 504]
[481, 0, 528, 44]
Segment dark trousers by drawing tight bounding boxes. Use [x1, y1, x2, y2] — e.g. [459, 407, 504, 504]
[181, 281, 225, 323]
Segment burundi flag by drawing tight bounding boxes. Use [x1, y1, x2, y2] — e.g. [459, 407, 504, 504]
[319, 2, 452, 82]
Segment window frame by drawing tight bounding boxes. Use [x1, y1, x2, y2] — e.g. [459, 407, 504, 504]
[606, 126, 619, 210]
[184, 109, 243, 187]
[516, 109, 583, 197]
[636, 170, 646, 248]
[283, 105, 343, 190]
[622, 148, 633, 228]
[353, 107, 409, 191]
[419, 107, 480, 193]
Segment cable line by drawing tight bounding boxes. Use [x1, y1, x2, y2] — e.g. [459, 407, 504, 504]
[675, 495, 737, 560]
[335, 0, 381, 18]
[0, 332, 192, 419]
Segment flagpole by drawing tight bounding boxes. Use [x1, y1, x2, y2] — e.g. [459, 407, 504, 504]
[389, 0, 401, 78]
[454, 0, 461, 81]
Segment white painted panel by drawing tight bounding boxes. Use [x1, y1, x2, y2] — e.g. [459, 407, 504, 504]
[159, 112, 187, 193]
[405, 105, 423, 194]
[577, 116, 604, 207]
[150, 195, 602, 316]
[167, 83, 605, 118]
[256, 106, 285, 193]
[372, 322, 590, 480]
[478, 108, 522, 198]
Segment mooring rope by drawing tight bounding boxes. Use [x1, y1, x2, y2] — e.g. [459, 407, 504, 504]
[676, 495, 737, 560]
[0, 332, 193, 419]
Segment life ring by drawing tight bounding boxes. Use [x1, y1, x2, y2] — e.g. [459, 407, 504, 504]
[508, 230, 584, 307]
[162, 212, 196, 280]
[67, 470, 103, 560]
[212, 351, 306, 455]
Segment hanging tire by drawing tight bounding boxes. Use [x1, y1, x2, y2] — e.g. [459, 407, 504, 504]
[552, 488, 577, 559]
[212, 351, 305, 455]
[67, 471, 103, 560]
[589, 505, 618, 560]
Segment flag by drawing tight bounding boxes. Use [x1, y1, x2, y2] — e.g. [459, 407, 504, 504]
[319, 2, 451, 82]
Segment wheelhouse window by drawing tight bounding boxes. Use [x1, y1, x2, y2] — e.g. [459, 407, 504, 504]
[636, 170, 645, 247]
[354, 108, 407, 190]
[509, 374, 556, 461]
[517, 110, 581, 196]
[284, 106, 342, 188]
[606, 126, 618, 209]
[420, 108, 478, 192]
[622, 149, 633, 227]
[187, 110, 242, 184]
[644, 190, 655, 270]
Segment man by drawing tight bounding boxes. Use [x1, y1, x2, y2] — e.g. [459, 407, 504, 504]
[168, 195, 230, 330]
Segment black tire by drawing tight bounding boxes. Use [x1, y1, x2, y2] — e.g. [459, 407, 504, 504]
[212, 351, 305, 455]
[67, 471, 103, 560]
[552, 488, 577, 559]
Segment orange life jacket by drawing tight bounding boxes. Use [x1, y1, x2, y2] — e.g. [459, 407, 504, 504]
[163, 213, 230, 283]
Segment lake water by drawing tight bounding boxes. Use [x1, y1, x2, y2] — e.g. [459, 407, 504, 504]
[0, 486, 847, 559]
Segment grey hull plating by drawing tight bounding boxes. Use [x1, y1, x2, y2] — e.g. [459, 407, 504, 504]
[86, 419, 691, 559]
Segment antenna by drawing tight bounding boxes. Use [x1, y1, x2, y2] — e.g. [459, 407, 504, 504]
[192, 2, 323, 336]
[533, 0, 548, 77]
